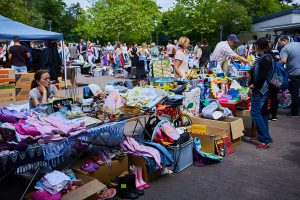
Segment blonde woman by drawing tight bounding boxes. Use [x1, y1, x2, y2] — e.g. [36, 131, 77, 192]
[174, 36, 190, 78]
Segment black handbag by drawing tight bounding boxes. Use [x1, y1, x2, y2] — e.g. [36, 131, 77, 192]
[143, 116, 161, 140]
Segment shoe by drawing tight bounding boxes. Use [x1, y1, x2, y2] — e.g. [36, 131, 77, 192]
[80, 160, 99, 172]
[127, 174, 144, 196]
[271, 118, 277, 121]
[97, 188, 116, 200]
[130, 166, 144, 190]
[118, 175, 141, 199]
[257, 143, 270, 149]
[136, 166, 150, 189]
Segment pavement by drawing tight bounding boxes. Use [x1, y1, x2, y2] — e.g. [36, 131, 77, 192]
[1, 75, 300, 200]
[139, 111, 300, 200]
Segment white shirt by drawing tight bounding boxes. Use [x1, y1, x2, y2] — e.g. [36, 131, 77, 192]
[106, 45, 114, 52]
[210, 41, 237, 64]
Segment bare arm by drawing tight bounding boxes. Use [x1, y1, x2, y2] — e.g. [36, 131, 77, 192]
[8, 53, 12, 61]
[174, 59, 183, 78]
[232, 54, 248, 63]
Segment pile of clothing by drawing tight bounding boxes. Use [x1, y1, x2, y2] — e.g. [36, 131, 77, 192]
[31, 170, 80, 200]
[0, 107, 87, 152]
[122, 137, 174, 173]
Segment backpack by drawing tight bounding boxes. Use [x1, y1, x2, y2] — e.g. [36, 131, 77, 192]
[268, 61, 289, 90]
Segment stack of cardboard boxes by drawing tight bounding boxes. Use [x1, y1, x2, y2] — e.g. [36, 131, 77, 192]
[15, 73, 34, 101]
[0, 69, 16, 103]
[0, 69, 34, 103]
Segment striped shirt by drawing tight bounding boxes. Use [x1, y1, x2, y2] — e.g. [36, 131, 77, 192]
[210, 41, 237, 64]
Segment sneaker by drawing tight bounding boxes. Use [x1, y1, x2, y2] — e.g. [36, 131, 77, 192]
[97, 188, 116, 200]
[257, 143, 270, 150]
[271, 118, 277, 121]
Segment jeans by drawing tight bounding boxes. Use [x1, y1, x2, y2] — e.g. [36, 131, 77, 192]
[288, 75, 300, 116]
[251, 91, 273, 144]
[11, 65, 27, 72]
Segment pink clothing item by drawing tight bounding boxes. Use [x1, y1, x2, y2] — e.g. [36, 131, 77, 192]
[42, 116, 86, 137]
[13, 119, 41, 137]
[31, 190, 62, 200]
[26, 115, 86, 142]
[122, 137, 161, 168]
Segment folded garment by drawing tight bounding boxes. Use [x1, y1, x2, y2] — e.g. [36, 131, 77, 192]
[0, 108, 27, 123]
[41, 170, 71, 194]
[13, 119, 41, 137]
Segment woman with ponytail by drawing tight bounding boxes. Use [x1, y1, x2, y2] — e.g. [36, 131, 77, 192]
[29, 70, 59, 109]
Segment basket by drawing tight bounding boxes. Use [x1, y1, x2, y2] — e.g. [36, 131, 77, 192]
[120, 105, 142, 117]
[167, 140, 193, 173]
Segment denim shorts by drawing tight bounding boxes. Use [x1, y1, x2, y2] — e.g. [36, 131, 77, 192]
[11, 65, 27, 73]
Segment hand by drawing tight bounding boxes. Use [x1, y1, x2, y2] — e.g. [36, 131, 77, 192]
[38, 84, 47, 95]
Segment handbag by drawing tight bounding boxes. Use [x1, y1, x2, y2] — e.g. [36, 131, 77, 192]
[143, 116, 161, 140]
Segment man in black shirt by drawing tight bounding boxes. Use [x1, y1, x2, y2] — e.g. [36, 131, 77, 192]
[8, 36, 30, 72]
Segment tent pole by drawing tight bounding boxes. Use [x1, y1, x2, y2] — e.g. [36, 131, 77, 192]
[62, 40, 67, 89]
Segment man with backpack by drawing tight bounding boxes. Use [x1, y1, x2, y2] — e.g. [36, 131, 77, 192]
[279, 36, 300, 116]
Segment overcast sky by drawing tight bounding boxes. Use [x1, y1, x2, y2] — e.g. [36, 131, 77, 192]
[63, 0, 300, 11]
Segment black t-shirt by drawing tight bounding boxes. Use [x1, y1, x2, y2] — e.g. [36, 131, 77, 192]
[9, 45, 28, 66]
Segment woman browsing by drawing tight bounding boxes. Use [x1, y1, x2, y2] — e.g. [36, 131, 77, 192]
[29, 70, 60, 109]
[174, 36, 190, 78]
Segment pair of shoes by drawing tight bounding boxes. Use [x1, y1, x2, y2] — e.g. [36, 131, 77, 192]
[257, 143, 270, 150]
[118, 174, 144, 199]
[80, 160, 99, 172]
[129, 166, 150, 190]
[97, 188, 116, 200]
[286, 113, 299, 117]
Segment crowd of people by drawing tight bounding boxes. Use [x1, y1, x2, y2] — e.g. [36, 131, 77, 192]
[0, 34, 299, 150]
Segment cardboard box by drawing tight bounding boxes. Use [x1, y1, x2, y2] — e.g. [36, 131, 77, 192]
[25, 174, 106, 200]
[72, 156, 128, 185]
[188, 125, 228, 154]
[236, 110, 257, 138]
[15, 73, 34, 88]
[191, 116, 244, 141]
[16, 87, 30, 101]
[0, 69, 15, 83]
[128, 155, 161, 182]
[0, 88, 16, 102]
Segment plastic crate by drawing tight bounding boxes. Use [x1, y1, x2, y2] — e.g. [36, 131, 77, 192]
[167, 140, 193, 173]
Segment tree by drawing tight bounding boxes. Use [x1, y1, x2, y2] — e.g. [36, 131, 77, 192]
[0, 0, 44, 28]
[37, 0, 66, 32]
[233, 0, 287, 18]
[160, 0, 252, 45]
[85, 0, 161, 43]
[215, 1, 252, 36]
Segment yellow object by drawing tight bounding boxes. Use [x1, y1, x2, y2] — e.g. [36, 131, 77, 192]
[187, 125, 207, 134]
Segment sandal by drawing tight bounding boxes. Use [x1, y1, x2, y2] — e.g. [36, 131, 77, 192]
[97, 188, 116, 200]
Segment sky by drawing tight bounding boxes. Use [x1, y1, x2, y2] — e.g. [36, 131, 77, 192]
[63, 0, 176, 11]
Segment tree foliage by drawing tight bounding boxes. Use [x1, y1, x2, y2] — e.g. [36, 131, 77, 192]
[0, 0, 44, 28]
[84, 0, 161, 43]
[160, 0, 252, 44]
[0, 0, 298, 43]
